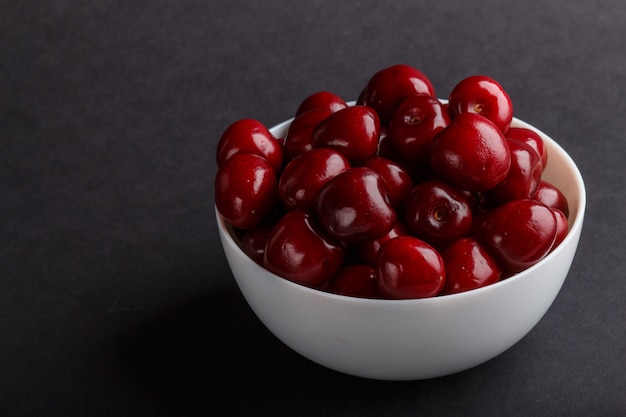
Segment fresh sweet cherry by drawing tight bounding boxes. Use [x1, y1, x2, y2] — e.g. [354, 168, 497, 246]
[534, 180, 569, 217]
[362, 156, 414, 208]
[361, 64, 436, 125]
[216, 118, 283, 173]
[241, 226, 273, 265]
[387, 94, 450, 167]
[316, 167, 396, 243]
[441, 237, 501, 295]
[375, 125, 396, 159]
[377, 236, 445, 299]
[329, 264, 382, 299]
[295, 91, 348, 115]
[215, 153, 278, 230]
[430, 112, 511, 192]
[313, 105, 381, 164]
[448, 75, 513, 133]
[474, 199, 557, 273]
[505, 127, 548, 169]
[263, 210, 345, 288]
[278, 147, 351, 211]
[216, 66, 574, 298]
[355, 221, 409, 266]
[282, 109, 332, 162]
[403, 180, 473, 247]
[487, 138, 543, 204]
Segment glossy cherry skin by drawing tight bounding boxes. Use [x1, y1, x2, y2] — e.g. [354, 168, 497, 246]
[441, 237, 501, 295]
[377, 236, 445, 299]
[448, 75, 513, 133]
[430, 112, 511, 192]
[474, 199, 557, 273]
[313, 105, 381, 165]
[387, 94, 450, 167]
[296, 91, 348, 116]
[263, 210, 345, 288]
[354, 221, 409, 266]
[505, 127, 548, 170]
[316, 167, 396, 243]
[329, 264, 382, 299]
[361, 64, 436, 125]
[534, 180, 569, 217]
[403, 180, 473, 247]
[282, 109, 332, 162]
[362, 156, 414, 208]
[216, 118, 283, 173]
[215, 153, 278, 230]
[241, 226, 272, 265]
[375, 126, 395, 159]
[278, 147, 351, 211]
[487, 138, 543, 204]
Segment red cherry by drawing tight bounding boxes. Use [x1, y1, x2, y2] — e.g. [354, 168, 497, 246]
[313, 105, 380, 164]
[295, 91, 348, 115]
[282, 109, 332, 162]
[441, 237, 501, 295]
[316, 167, 396, 243]
[362, 156, 414, 208]
[487, 138, 543, 204]
[506, 127, 548, 169]
[263, 210, 344, 288]
[375, 126, 396, 159]
[475, 199, 557, 273]
[278, 148, 350, 211]
[403, 180, 473, 247]
[216, 118, 283, 173]
[534, 180, 569, 218]
[214, 65, 576, 299]
[448, 75, 513, 133]
[361, 64, 436, 125]
[377, 236, 445, 299]
[215, 153, 278, 230]
[241, 226, 272, 265]
[329, 264, 382, 299]
[430, 113, 511, 192]
[387, 94, 450, 167]
[354, 221, 409, 266]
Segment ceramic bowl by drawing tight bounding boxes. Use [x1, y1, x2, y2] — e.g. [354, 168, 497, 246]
[216, 113, 586, 381]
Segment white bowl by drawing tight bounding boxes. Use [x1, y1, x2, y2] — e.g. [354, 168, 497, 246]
[216, 114, 586, 381]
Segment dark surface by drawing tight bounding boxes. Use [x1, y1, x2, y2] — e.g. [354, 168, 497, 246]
[1, 1, 625, 416]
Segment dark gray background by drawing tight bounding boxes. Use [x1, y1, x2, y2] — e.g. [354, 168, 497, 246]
[1, 1, 624, 416]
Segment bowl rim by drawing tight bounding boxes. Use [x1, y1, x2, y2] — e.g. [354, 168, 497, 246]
[216, 112, 586, 305]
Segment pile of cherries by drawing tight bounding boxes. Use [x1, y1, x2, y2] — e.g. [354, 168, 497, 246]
[215, 64, 570, 299]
